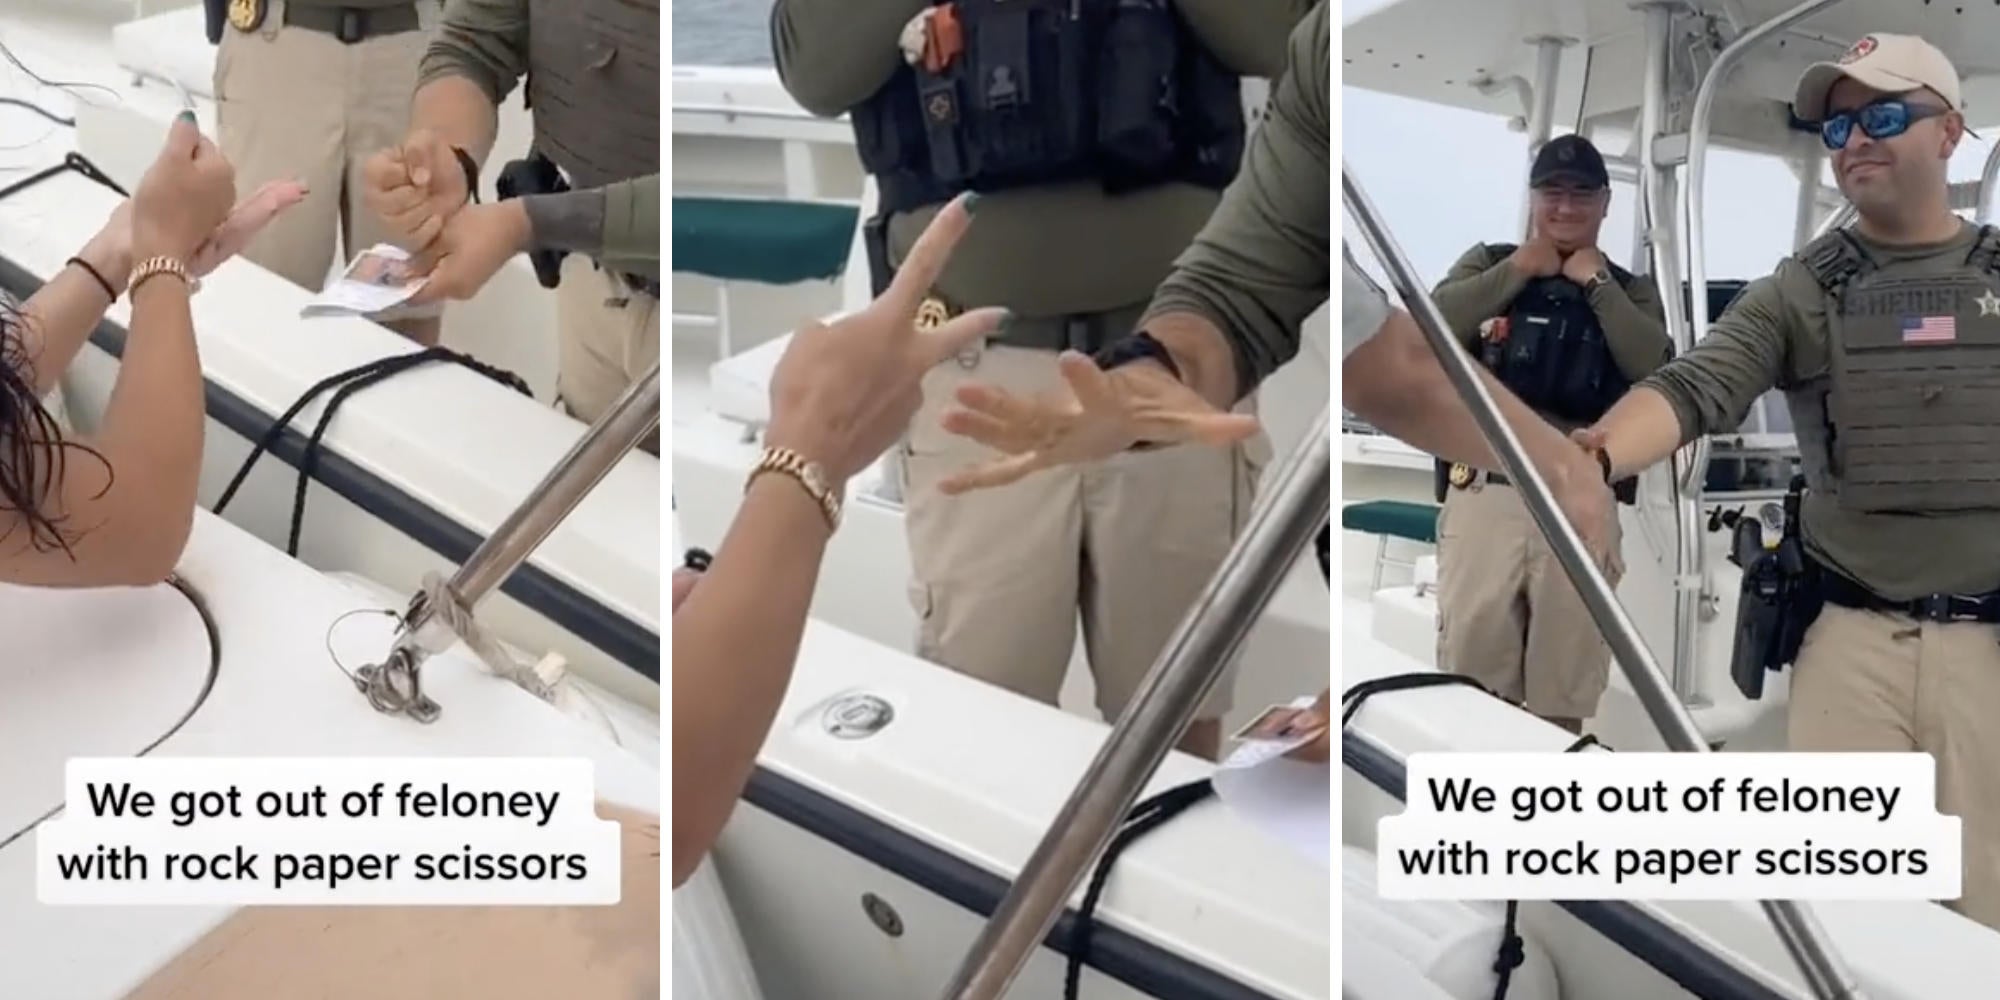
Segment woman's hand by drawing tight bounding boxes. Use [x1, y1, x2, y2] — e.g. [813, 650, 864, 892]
[763, 192, 1006, 486]
[129, 113, 238, 265]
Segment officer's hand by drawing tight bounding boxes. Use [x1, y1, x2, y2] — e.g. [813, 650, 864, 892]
[1283, 688, 1333, 764]
[404, 200, 532, 305]
[766, 193, 1005, 486]
[1509, 237, 1562, 279]
[131, 113, 238, 263]
[364, 128, 469, 251]
[1562, 246, 1606, 286]
[934, 354, 1259, 495]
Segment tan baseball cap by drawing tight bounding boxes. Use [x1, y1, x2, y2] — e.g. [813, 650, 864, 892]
[1793, 33, 1963, 122]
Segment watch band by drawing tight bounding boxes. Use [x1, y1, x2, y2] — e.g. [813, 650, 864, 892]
[452, 146, 481, 205]
[749, 446, 842, 531]
[1092, 331, 1183, 383]
[129, 255, 197, 296]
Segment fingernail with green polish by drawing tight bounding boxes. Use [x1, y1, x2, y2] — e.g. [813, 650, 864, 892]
[176, 110, 196, 124]
[963, 192, 982, 214]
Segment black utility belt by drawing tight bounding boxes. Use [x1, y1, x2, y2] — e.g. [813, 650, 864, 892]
[283, 4, 421, 43]
[1444, 463, 1638, 505]
[919, 296, 1127, 354]
[1820, 570, 2000, 624]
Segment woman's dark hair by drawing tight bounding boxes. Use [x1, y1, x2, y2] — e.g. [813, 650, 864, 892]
[0, 302, 109, 556]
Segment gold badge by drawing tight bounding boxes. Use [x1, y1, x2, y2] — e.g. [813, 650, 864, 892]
[1448, 463, 1472, 488]
[227, 0, 266, 32]
[915, 296, 951, 332]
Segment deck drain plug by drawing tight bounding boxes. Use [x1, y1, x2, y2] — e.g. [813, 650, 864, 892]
[822, 693, 894, 739]
[862, 892, 904, 937]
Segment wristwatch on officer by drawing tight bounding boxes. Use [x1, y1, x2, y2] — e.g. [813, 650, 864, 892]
[1092, 331, 1184, 452]
[1584, 267, 1612, 294]
[452, 146, 481, 205]
[1092, 330, 1184, 383]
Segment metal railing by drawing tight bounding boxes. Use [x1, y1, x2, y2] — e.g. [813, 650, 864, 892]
[352, 363, 662, 723]
[1679, 0, 1853, 700]
[936, 409, 1330, 999]
[1344, 164, 1863, 1000]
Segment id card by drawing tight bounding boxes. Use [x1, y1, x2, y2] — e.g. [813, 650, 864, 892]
[1223, 702, 1327, 770]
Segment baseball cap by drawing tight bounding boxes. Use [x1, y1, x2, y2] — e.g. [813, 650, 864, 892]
[1528, 134, 1609, 189]
[1793, 33, 1964, 122]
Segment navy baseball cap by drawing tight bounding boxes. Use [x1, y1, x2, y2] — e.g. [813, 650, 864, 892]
[1529, 134, 1609, 189]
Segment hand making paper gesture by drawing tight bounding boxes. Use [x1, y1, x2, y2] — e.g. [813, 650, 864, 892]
[932, 344, 1260, 495]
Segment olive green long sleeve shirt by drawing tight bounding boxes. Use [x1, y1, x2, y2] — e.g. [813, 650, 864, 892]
[418, 0, 657, 278]
[771, 0, 1317, 319]
[1431, 243, 1673, 389]
[1138, 1, 1329, 401]
[1637, 221, 2000, 599]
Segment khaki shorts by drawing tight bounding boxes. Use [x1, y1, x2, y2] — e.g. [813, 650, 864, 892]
[554, 255, 660, 456]
[1789, 603, 2000, 933]
[214, 1, 435, 292]
[1434, 475, 1623, 720]
[899, 338, 1266, 722]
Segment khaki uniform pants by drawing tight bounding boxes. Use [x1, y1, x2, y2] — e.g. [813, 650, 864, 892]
[1435, 477, 1624, 720]
[124, 802, 661, 999]
[899, 340, 1266, 722]
[214, 2, 434, 293]
[555, 256, 661, 456]
[1790, 604, 2000, 932]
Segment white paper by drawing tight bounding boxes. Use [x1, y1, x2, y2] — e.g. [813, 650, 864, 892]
[300, 243, 441, 321]
[1213, 694, 1330, 870]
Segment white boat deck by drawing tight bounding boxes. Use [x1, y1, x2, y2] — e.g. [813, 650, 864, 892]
[0, 514, 659, 999]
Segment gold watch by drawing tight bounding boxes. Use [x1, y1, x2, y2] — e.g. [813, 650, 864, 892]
[748, 446, 842, 531]
[129, 255, 198, 296]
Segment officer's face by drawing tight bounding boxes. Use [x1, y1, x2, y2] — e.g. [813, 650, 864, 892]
[1826, 78, 1960, 211]
[1530, 184, 1607, 251]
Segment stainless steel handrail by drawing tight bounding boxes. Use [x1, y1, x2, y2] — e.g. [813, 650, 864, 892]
[1679, 0, 1850, 702]
[354, 363, 662, 723]
[937, 410, 1330, 1000]
[1977, 140, 2000, 223]
[1345, 164, 1863, 1000]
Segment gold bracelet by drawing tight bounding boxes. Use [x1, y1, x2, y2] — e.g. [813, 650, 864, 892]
[128, 255, 198, 297]
[747, 446, 842, 532]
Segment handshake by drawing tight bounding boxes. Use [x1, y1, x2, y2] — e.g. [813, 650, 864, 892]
[358, 130, 534, 307]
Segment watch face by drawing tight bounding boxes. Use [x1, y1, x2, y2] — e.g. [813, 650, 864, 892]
[802, 464, 826, 494]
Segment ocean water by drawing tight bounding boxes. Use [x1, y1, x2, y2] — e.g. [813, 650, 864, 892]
[673, 0, 774, 67]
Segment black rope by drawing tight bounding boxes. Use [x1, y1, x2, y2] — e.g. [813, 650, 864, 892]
[212, 346, 531, 556]
[1341, 671, 1495, 726]
[0, 96, 74, 128]
[1061, 778, 1216, 999]
[0, 151, 128, 203]
[1340, 669, 1607, 1000]
[1489, 732, 1604, 1000]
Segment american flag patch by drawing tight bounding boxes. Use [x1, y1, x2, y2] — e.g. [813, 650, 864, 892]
[1902, 314, 1957, 343]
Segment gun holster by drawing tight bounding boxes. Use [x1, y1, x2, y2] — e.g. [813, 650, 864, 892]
[1726, 475, 1824, 700]
[204, 0, 227, 43]
[495, 153, 570, 290]
[862, 209, 893, 298]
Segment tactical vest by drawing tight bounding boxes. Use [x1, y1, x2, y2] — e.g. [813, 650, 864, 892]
[526, 0, 660, 193]
[1476, 245, 1635, 426]
[850, 0, 1246, 215]
[1798, 226, 2000, 513]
